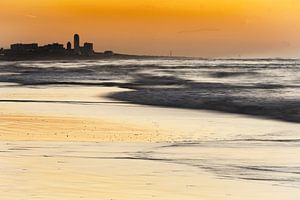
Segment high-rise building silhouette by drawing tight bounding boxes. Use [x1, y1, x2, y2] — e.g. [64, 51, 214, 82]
[74, 34, 80, 51]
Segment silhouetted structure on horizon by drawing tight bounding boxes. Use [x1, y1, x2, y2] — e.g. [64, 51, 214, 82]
[10, 43, 38, 52]
[67, 42, 72, 51]
[40, 43, 65, 54]
[70, 34, 95, 56]
[74, 34, 80, 53]
[0, 34, 109, 59]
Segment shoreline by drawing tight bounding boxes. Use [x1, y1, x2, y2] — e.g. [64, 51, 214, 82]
[1, 54, 300, 62]
[0, 60, 299, 199]
[1, 85, 298, 143]
[0, 53, 178, 62]
[0, 59, 299, 123]
[1, 85, 300, 200]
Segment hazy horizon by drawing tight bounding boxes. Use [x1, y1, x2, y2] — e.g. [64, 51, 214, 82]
[1, 0, 300, 58]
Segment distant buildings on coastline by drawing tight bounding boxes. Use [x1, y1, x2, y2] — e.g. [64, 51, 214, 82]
[0, 34, 115, 58]
[71, 34, 94, 56]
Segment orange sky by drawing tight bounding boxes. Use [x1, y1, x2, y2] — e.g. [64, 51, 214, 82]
[1, 0, 300, 57]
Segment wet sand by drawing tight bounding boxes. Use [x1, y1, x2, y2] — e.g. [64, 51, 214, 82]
[1, 141, 300, 200]
[1, 85, 300, 199]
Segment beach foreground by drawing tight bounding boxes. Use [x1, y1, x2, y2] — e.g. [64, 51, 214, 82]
[1, 141, 300, 200]
[1, 84, 300, 200]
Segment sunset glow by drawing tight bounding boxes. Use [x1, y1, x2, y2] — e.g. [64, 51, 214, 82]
[1, 0, 300, 57]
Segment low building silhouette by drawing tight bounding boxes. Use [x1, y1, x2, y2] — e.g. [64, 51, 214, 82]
[39, 43, 65, 54]
[67, 42, 72, 51]
[104, 50, 114, 56]
[82, 42, 94, 56]
[10, 43, 38, 54]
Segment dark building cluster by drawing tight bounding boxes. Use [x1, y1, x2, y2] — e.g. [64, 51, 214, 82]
[1, 34, 98, 58]
[72, 34, 94, 56]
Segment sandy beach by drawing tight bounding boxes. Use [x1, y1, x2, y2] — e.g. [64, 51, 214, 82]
[1, 84, 300, 200]
[1, 59, 300, 199]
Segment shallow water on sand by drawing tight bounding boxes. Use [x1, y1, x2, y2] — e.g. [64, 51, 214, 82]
[0, 59, 299, 199]
[1, 140, 300, 200]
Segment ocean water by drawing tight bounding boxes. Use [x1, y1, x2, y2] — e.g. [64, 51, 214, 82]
[0, 58, 299, 122]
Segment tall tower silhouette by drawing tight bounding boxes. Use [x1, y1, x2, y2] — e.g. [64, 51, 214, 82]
[74, 34, 80, 51]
